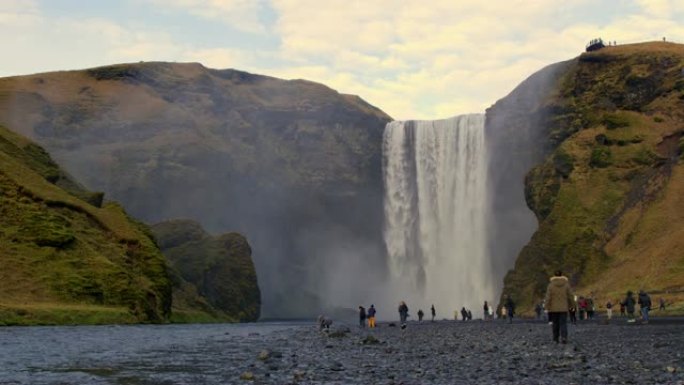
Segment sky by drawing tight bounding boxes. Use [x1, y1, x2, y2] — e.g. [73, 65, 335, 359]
[2, 0, 684, 120]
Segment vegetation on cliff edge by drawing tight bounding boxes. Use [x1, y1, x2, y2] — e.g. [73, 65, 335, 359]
[152, 219, 261, 322]
[0, 124, 172, 325]
[503, 42, 684, 314]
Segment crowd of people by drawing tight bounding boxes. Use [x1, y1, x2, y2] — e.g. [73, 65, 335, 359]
[533, 289, 664, 325]
[325, 271, 667, 346]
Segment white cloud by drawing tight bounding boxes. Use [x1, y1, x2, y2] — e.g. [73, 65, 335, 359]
[265, 0, 684, 119]
[2, 1, 684, 120]
[146, 0, 269, 33]
[0, 0, 40, 26]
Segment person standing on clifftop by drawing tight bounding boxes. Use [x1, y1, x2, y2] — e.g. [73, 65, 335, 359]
[417, 309, 424, 322]
[431, 304, 436, 322]
[544, 270, 575, 344]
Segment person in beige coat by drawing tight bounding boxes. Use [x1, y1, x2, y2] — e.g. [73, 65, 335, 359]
[544, 270, 575, 344]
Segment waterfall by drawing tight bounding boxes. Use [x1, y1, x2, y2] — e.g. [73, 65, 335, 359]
[382, 114, 493, 317]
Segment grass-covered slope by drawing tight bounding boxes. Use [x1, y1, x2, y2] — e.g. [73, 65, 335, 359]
[0, 62, 391, 318]
[501, 42, 684, 314]
[0, 124, 172, 325]
[152, 220, 261, 322]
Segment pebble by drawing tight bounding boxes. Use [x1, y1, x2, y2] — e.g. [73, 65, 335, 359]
[228, 320, 684, 384]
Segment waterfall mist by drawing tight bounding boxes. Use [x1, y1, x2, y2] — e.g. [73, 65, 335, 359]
[382, 114, 494, 318]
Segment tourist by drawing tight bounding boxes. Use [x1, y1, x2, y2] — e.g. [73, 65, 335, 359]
[483, 301, 490, 320]
[659, 297, 666, 311]
[623, 291, 636, 323]
[359, 306, 366, 328]
[318, 315, 332, 331]
[367, 304, 377, 328]
[638, 290, 652, 324]
[467, 309, 472, 320]
[504, 295, 515, 323]
[544, 270, 575, 344]
[431, 304, 436, 322]
[569, 302, 577, 325]
[578, 296, 587, 320]
[398, 301, 409, 328]
[417, 309, 424, 322]
[587, 296, 595, 319]
[461, 307, 468, 321]
[535, 302, 543, 320]
[620, 300, 626, 317]
[606, 300, 613, 320]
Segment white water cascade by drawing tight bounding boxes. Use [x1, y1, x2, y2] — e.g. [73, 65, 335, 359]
[382, 114, 494, 318]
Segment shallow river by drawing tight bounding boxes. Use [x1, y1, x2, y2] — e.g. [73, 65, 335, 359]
[0, 322, 302, 384]
[3, 320, 684, 385]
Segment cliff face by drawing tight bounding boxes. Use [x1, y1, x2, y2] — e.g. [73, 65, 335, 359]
[485, 59, 574, 293]
[152, 220, 261, 322]
[0, 124, 172, 325]
[492, 42, 684, 313]
[0, 63, 391, 317]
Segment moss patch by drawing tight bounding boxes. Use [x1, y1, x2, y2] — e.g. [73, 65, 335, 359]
[501, 42, 684, 315]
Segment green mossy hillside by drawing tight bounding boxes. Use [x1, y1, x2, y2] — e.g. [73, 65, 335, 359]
[152, 220, 261, 322]
[0, 124, 172, 325]
[502, 42, 684, 314]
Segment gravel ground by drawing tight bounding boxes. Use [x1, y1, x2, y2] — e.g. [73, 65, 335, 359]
[2, 319, 683, 384]
[231, 319, 684, 385]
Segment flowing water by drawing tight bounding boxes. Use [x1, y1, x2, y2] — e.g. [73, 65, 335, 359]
[0, 323, 300, 384]
[383, 114, 494, 316]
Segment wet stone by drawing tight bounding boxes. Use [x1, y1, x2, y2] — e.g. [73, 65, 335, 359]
[4, 319, 684, 385]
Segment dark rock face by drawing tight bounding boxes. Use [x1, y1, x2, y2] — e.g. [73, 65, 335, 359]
[153, 220, 261, 321]
[0, 63, 392, 317]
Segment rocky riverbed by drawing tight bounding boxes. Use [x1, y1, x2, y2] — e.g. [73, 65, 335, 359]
[237, 319, 684, 385]
[2, 319, 683, 384]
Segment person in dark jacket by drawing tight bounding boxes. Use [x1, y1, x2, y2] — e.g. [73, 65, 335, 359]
[398, 301, 409, 328]
[431, 304, 436, 322]
[623, 291, 636, 323]
[504, 295, 515, 323]
[569, 295, 577, 325]
[638, 290, 652, 323]
[318, 315, 332, 331]
[359, 306, 366, 328]
[460, 307, 468, 321]
[417, 309, 424, 322]
[535, 303, 543, 320]
[544, 270, 575, 344]
[367, 304, 377, 328]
